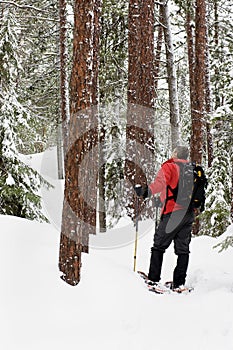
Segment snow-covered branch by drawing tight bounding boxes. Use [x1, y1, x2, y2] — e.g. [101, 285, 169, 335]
[0, 1, 50, 13]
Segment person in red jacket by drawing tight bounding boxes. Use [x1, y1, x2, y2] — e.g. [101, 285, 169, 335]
[135, 145, 195, 290]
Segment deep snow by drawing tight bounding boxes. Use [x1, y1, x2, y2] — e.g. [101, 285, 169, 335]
[1, 148, 233, 350]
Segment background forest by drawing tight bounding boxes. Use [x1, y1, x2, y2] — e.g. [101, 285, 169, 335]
[0, 0, 233, 285]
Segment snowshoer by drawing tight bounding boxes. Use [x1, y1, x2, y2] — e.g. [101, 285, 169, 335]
[135, 145, 197, 291]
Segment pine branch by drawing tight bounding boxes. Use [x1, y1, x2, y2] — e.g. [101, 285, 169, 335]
[0, 1, 50, 13]
[19, 15, 59, 22]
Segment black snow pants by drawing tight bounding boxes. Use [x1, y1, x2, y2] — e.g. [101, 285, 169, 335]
[148, 209, 194, 288]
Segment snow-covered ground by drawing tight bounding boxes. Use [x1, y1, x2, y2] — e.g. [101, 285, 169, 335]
[1, 148, 233, 350]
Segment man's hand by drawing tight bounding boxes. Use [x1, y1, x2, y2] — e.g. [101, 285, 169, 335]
[134, 185, 151, 199]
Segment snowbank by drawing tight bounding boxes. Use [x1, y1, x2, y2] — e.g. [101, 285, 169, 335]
[1, 148, 233, 349]
[1, 214, 233, 350]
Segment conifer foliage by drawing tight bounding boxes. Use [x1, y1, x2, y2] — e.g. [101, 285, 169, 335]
[0, 5, 49, 221]
[200, 108, 233, 239]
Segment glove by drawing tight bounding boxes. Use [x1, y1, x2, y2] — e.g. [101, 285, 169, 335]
[134, 185, 151, 199]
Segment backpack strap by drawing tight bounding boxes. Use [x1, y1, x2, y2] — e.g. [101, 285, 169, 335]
[162, 184, 178, 215]
[162, 161, 195, 214]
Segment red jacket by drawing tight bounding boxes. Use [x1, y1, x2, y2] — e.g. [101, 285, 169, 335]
[149, 158, 189, 215]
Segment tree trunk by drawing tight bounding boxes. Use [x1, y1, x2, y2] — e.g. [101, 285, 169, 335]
[98, 123, 106, 232]
[186, 2, 196, 133]
[57, 122, 64, 179]
[213, 0, 220, 109]
[187, 0, 208, 235]
[125, 0, 155, 219]
[190, 0, 207, 164]
[160, 0, 180, 149]
[59, 0, 69, 160]
[59, 0, 100, 286]
[154, 7, 163, 94]
[204, 5, 213, 167]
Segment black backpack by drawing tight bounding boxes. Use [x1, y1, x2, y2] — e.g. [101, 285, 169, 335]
[166, 162, 208, 212]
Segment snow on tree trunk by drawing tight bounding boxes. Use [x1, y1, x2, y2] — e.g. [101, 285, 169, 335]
[204, 11, 213, 167]
[160, 0, 180, 149]
[58, 0, 70, 179]
[59, 0, 101, 286]
[98, 122, 107, 232]
[186, 3, 196, 131]
[125, 0, 155, 219]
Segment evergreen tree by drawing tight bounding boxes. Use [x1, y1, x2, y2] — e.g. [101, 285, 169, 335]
[98, 0, 128, 229]
[0, 5, 49, 221]
[199, 107, 232, 237]
[16, 0, 60, 154]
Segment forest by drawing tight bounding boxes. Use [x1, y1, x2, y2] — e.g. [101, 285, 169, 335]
[0, 0, 232, 286]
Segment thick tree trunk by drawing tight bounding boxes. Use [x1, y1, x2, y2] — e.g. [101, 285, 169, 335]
[160, 0, 180, 149]
[190, 0, 207, 164]
[186, 0, 209, 235]
[125, 0, 155, 219]
[59, 0, 100, 285]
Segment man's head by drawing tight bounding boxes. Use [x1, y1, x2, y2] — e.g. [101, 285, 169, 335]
[172, 145, 189, 160]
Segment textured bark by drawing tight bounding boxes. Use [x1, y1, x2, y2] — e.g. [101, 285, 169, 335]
[160, 0, 180, 149]
[59, 0, 101, 285]
[126, 0, 155, 219]
[186, 0, 208, 234]
[92, 0, 101, 105]
[59, 0, 69, 156]
[154, 7, 163, 94]
[190, 0, 207, 164]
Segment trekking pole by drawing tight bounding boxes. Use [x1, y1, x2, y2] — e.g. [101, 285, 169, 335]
[154, 196, 161, 232]
[133, 193, 139, 272]
[155, 204, 158, 230]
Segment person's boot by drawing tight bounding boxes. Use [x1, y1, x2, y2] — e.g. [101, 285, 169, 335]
[148, 248, 164, 282]
[173, 254, 189, 288]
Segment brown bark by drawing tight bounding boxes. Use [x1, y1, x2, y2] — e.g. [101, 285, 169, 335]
[59, 0, 69, 147]
[59, 0, 100, 285]
[186, 0, 210, 234]
[186, 0, 212, 166]
[58, 0, 69, 179]
[190, 0, 207, 164]
[154, 8, 163, 94]
[125, 0, 155, 219]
